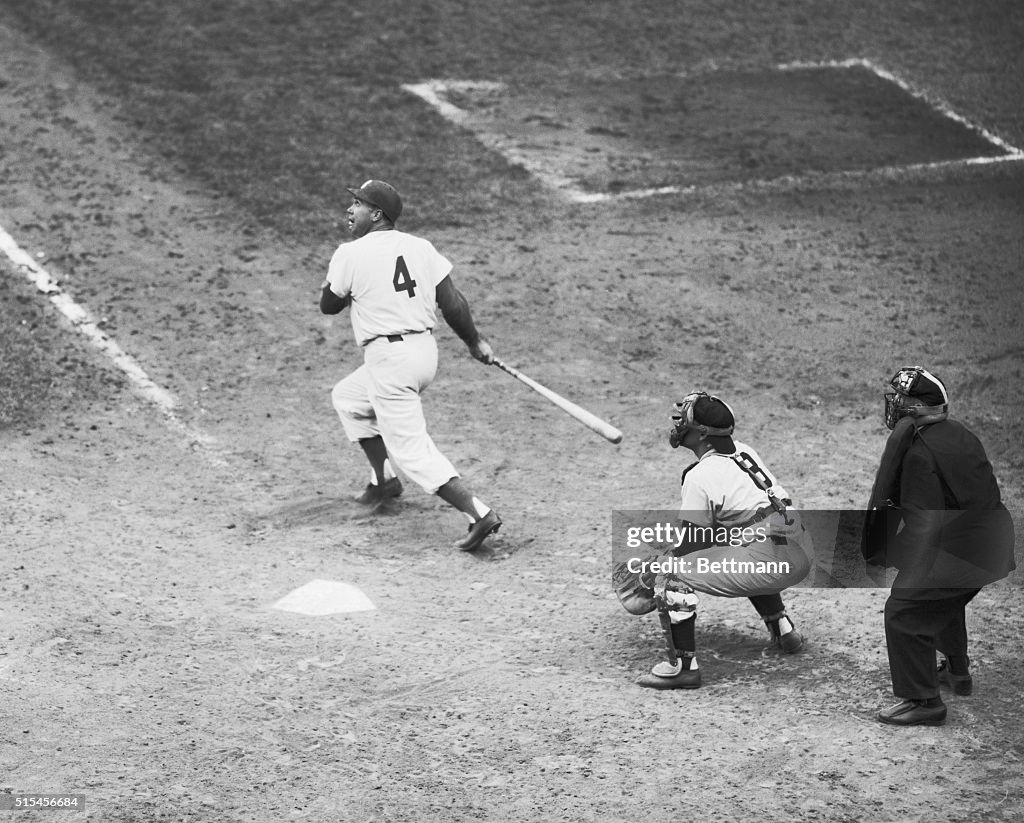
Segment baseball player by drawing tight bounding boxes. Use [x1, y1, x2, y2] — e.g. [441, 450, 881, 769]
[619, 391, 812, 690]
[863, 367, 1015, 726]
[320, 179, 501, 552]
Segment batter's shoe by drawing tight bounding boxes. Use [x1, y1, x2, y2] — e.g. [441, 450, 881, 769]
[637, 660, 702, 690]
[354, 477, 403, 505]
[876, 698, 947, 727]
[455, 510, 502, 552]
[937, 659, 973, 696]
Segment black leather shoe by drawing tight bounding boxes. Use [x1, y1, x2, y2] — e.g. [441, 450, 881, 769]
[354, 477, 403, 505]
[455, 510, 502, 552]
[937, 659, 973, 696]
[764, 612, 803, 653]
[876, 699, 947, 727]
[778, 628, 804, 653]
[637, 668, 702, 690]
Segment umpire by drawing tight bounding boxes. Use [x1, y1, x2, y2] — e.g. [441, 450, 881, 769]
[864, 367, 1015, 726]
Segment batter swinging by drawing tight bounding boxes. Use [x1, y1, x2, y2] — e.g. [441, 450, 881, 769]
[320, 179, 502, 552]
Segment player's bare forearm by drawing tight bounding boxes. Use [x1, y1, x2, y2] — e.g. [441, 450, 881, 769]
[442, 297, 480, 343]
[320, 285, 350, 314]
[436, 278, 478, 343]
[436, 276, 492, 363]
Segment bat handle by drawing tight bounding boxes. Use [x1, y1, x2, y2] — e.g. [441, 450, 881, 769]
[491, 358, 517, 377]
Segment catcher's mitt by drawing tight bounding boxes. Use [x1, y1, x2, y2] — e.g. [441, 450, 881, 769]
[612, 558, 659, 615]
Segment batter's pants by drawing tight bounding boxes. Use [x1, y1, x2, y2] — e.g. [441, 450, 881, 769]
[883, 589, 979, 700]
[331, 332, 458, 493]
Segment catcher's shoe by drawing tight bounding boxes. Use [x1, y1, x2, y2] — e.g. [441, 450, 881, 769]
[636, 659, 702, 690]
[876, 698, 947, 727]
[764, 612, 803, 653]
[455, 510, 502, 552]
[355, 477, 403, 505]
[937, 659, 973, 696]
[777, 628, 804, 654]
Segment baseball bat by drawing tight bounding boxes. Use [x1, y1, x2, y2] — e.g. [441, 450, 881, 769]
[491, 358, 623, 444]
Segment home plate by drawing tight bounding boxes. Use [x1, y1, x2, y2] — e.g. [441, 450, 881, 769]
[271, 579, 376, 616]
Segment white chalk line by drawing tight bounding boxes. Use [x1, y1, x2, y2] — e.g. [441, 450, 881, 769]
[778, 58, 1024, 158]
[403, 80, 584, 193]
[403, 59, 1023, 204]
[0, 223, 226, 464]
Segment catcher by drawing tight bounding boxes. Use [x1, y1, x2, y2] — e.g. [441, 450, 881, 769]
[614, 391, 813, 689]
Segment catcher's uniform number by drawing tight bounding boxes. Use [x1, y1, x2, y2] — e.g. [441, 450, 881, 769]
[0, 795, 85, 811]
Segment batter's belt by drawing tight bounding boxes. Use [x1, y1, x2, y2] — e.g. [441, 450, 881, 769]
[365, 329, 432, 345]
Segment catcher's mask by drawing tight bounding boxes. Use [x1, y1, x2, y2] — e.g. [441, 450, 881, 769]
[883, 366, 949, 430]
[670, 391, 735, 448]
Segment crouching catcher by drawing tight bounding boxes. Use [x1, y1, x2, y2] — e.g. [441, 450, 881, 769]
[613, 391, 813, 689]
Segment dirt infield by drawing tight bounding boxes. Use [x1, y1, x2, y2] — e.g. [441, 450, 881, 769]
[2, 5, 1024, 822]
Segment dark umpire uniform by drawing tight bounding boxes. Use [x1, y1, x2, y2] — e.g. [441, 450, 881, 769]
[864, 367, 1015, 727]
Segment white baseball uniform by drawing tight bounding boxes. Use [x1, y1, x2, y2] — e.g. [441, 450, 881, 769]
[327, 229, 459, 493]
[679, 441, 789, 527]
[670, 442, 812, 598]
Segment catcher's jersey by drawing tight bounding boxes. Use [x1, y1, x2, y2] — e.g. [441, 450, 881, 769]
[679, 441, 790, 527]
[326, 229, 452, 346]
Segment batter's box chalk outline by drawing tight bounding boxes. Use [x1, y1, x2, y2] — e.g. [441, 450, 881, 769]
[402, 59, 1023, 204]
[271, 579, 377, 616]
[0, 223, 227, 466]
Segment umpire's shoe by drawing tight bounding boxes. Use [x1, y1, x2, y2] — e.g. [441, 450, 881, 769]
[937, 659, 973, 696]
[637, 659, 702, 690]
[455, 510, 502, 552]
[355, 477, 403, 505]
[876, 698, 947, 727]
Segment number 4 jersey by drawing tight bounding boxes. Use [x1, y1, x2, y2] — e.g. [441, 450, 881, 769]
[326, 230, 453, 346]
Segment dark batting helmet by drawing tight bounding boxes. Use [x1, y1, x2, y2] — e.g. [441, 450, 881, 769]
[346, 179, 403, 223]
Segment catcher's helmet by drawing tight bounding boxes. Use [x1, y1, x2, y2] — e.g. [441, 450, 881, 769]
[883, 366, 949, 430]
[670, 391, 735, 449]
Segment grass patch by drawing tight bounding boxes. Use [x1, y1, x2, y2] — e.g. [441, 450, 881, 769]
[0, 274, 123, 428]
[1, 1, 1019, 234]
[1, 0, 626, 235]
[0, 0, 864, 235]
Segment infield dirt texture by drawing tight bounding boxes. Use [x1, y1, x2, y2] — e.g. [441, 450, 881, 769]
[1, 2, 1023, 822]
